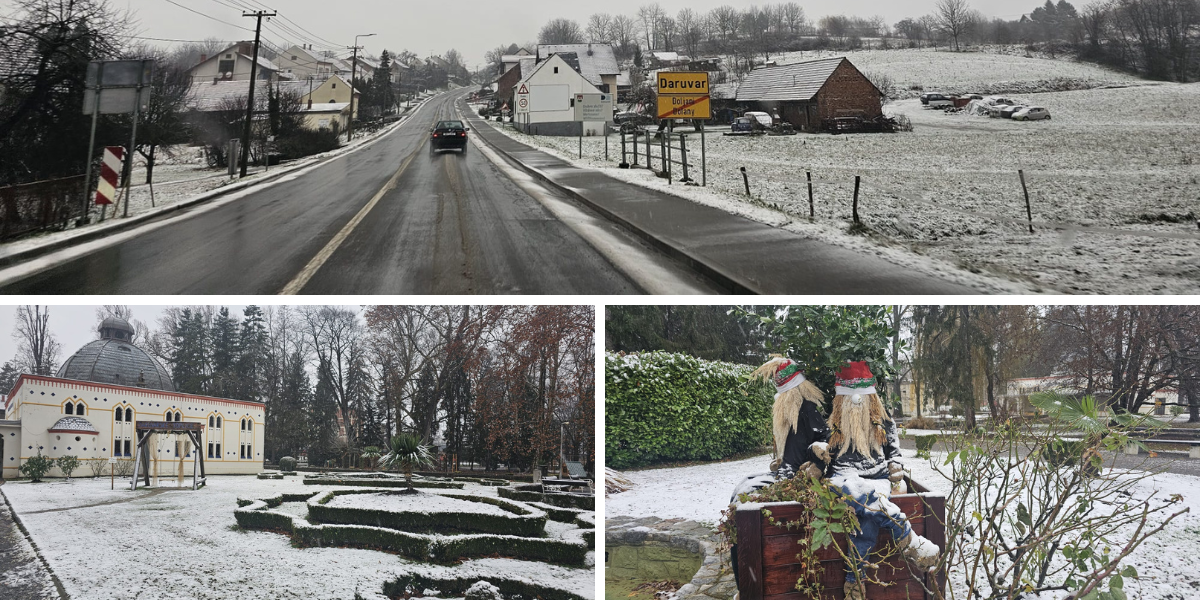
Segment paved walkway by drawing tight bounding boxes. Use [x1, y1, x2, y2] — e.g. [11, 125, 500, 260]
[464, 106, 976, 295]
[0, 483, 62, 600]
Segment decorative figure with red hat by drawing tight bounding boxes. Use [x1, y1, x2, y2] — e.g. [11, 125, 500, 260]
[812, 361, 940, 600]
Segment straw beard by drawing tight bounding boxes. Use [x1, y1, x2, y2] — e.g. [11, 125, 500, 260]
[829, 393, 889, 458]
[770, 379, 825, 462]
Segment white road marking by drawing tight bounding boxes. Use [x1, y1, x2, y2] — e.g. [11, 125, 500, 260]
[459, 102, 718, 295]
[278, 137, 427, 295]
[0, 95, 439, 290]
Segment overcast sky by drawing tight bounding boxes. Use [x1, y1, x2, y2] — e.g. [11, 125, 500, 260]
[100, 0, 1029, 68]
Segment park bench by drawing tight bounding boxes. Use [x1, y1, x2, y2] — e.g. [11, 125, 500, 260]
[1125, 438, 1200, 458]
[735, 476, 946, 600]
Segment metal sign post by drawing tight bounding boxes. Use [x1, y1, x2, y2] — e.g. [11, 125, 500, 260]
[81, 59, 153, 223]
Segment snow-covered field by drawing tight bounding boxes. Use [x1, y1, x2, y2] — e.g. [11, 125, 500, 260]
[478, 69, 1200, 293]
[0, 475, 594, 600]
[606, 450, 1200, 600]
[773, 47, 1147, 97]
[324, 491, 513, 517]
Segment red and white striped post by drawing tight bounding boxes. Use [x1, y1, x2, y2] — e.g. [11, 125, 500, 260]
[95, 146, 123, 221]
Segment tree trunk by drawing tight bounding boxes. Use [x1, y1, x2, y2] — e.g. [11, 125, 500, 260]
[892, 305, 904, 418]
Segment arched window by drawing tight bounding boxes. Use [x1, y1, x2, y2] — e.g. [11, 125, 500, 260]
[209, 415, 214, 427]
[246, 420, 252, 432]
[240, 419, 245, 431]
[114, 409, 123, 422]
[76, 402, 85, 415]
[64, 403, 74, 415]
[125, 408, 133, 421]
[216, 416, 222, 428]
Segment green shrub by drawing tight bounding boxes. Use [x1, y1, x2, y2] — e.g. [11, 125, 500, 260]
[279, 456, 297, 471]
[606, 351, 773, 468]
[496, 486, 595, 510]
[276, 129, 340, 160]
[382, 573, 586, 600]
[20, 452, 54, 482]
[915, 435, 938, 459]
[301, 477, 462, 489]
[307, 489, 546, 536]
[431, 535, 588, 565]
[55, 455, 81, 478]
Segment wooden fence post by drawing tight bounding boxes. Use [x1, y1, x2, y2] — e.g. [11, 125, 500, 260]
[741, 167, 751, 197]
[1019, 169, 1034, 234]
[852, 175, 861, 225]
[807, 171, 814, 218]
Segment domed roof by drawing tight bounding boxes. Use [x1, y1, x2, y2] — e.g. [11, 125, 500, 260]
[48, 416, 100, 435]
[56, 319, 174, 392]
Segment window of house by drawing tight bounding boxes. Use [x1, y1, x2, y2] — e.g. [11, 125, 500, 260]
[216, 443, 222, 457]
[123, 440, 131, 456]
[209, 416, 214, 427]
[218, 59, 236, 75]
[246, 420, 252, 432]
[65, 403, 73, 415]
[554, 67, 559, 73]
[114, 438, 120, 455]
[208, 443, 214, 458]
[76, 402, 85, 415]
[115, 409, 123, 423]
[126, 408, 133, 421]
[240, 419, 245, 431]
[216, 417, 222, 428]
[332, 82, 337, 89]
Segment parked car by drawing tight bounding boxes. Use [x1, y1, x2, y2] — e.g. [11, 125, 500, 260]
[430, 120, 468, 153]
[1000, 105, 1026, 119]
[730, 116, 755, 135]
[921, 93, 955, 108]
[745, 111, 774, 128]
[987, 104, 1010, 118]
[1012, 106, 1051, 121]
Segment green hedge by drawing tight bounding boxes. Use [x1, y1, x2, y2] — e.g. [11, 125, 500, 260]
[301, 478, 464, 489]
[382, 573, 586, 600]
[497, 486, 595, 510]
[307, 490, 547, 536]
[234, 493, 588, 565]
[526, 501, 588, 523]
[606, 351, 773, 468]
[431, 534, 589, 565]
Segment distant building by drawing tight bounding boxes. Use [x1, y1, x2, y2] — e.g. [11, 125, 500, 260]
[536, 44, 620, 95]
[0, 318, 264, 480]
[184, 74, 360, 131]
[515, 53, 611, 136]
[187, 41, 281, 85]
[736, 56, 882, 132]
[275, 44, 338, 81]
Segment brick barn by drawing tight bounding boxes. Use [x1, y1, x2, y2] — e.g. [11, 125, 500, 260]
[736, 57, 882, 132]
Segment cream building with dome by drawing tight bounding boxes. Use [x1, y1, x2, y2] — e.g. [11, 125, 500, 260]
[0, 318, 264, 479]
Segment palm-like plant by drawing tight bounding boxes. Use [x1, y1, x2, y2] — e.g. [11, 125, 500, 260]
[380, 433, 434, 494]
[361, 446, 382, 471]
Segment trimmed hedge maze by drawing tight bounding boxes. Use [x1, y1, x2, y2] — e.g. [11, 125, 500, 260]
[308, 490, 546, 536]
[301, 476, 464, 489]
[383, 573, 587, 600]
[497, 485, 595, 510]
[233, 490, 592, 566]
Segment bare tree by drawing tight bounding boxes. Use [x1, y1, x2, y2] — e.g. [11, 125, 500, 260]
[586, 13, 613, 43]
[935, 0, 978, 51]
[677, 8, 705, 58]
[780, 2, 807, 34]
[610, 15, 640, 59]
[638, 3, 667, 50]
[13, 306, 60, 376]
[538, 18, 584, 45]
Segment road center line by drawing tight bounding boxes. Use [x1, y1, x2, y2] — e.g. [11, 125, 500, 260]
[279, 136, 427, 295]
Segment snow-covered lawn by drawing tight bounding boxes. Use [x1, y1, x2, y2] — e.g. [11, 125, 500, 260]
[606, 450, 1200, 600]
[1, 475, 594, 600]
[324, 491, 514, 517]
[479, 78, 1200, 294]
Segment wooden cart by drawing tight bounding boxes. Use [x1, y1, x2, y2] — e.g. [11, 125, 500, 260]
[735, 477, 946, 600]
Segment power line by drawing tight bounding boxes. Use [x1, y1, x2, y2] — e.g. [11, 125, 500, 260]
[160, 0, 254, 33]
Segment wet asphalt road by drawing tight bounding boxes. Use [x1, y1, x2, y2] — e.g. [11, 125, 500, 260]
[0, 91, 645, 295]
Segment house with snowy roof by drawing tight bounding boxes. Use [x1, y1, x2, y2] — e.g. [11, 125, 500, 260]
[184, 74, 359, 131]
[736, 56, 881, 132]
[186, 41, 282, 85]
[514, 52, 613, 137]
[535, 43, 620, 95]
[275, 44, 340, 82]
[0, 318, 264, 480]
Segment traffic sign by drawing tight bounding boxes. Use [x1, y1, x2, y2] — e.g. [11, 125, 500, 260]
[573, 93, 612, 122]
[516, 82, 530, 114]
[657, 72, 710, 95]
[657, 94, 711, 119]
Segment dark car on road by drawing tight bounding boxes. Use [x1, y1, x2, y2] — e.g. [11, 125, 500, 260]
[430, 120, 468, 153]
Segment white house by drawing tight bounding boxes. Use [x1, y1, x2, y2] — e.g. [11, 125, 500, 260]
[0, 318, 264, 480]
[275, 44, 338, 81]
[187, 41, 281, 85]
[516, 53, 611, 136]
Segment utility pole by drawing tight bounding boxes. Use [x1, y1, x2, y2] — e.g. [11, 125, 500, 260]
[240, 10, 276, 179]
[347, 33, 375, 142]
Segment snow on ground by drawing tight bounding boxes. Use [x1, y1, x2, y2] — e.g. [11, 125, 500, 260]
[0, 475, 594, 600]
[772, 47, 1146, 98]
[325, 490, 514, 517]
[479, 78, 1200, 294]
[0, 488, 57, 599]
[607, 450, 1200, 600]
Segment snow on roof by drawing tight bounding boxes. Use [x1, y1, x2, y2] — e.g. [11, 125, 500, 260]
[736, 56, 847, 102]
[711, 82, 739, 100]
[48, 416, 100, 435]
[517, 57, 537, 83]
[536, 44, 619, 87]
[186, 76, 356, 111]
[306, 102, 350, 112]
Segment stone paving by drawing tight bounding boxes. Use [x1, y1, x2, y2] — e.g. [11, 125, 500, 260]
[606, 515, 736, 600]
[0, 483, 60, 600]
